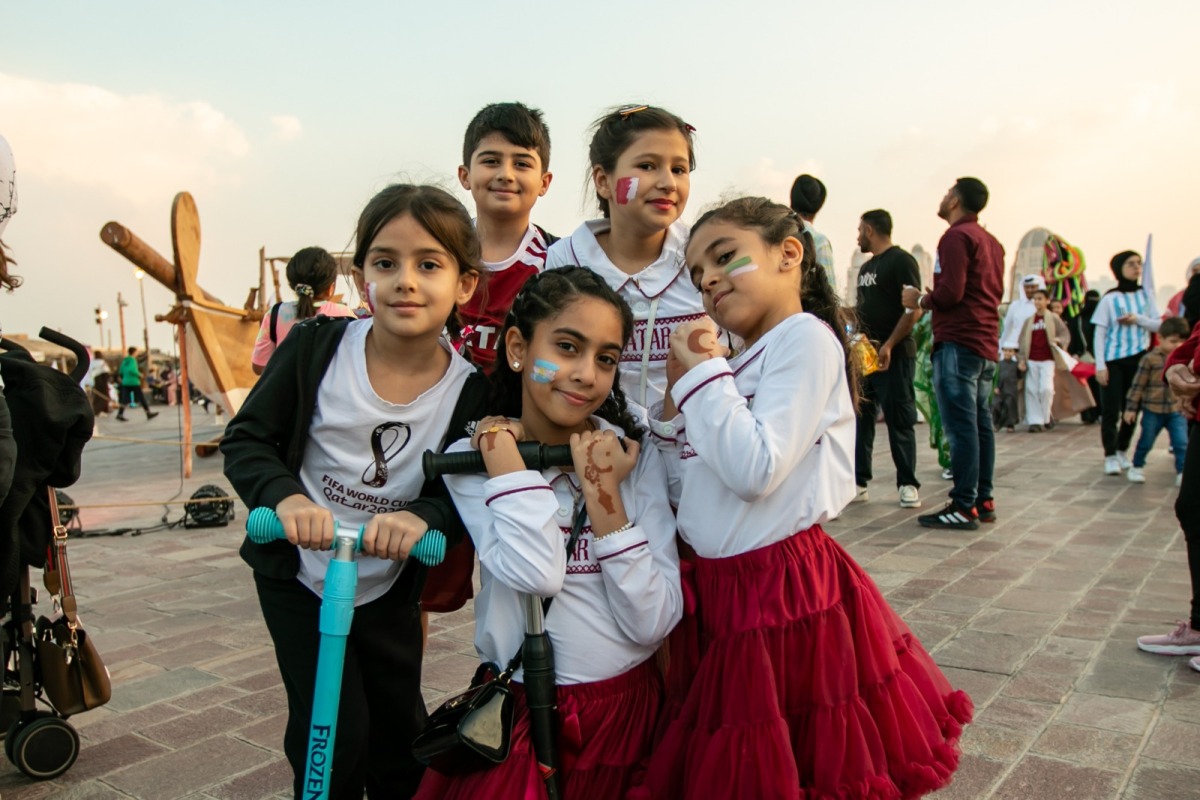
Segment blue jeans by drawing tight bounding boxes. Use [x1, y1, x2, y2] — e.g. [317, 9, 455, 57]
[1132, 410, 1188, 473]
[932, 342, 996, 508]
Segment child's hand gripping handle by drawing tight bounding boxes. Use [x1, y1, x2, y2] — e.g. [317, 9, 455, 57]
[422, 442, 574, 480]
[245, 507, 446, 566]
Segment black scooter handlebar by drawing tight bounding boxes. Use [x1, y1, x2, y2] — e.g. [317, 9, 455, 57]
[422, 442, 574, 480]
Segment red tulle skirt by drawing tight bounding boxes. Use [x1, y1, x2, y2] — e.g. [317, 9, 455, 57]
[415, 658, 663, 800]
[631, 526, 973, 800]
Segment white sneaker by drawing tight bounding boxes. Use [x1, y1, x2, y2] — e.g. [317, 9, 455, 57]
[1179, 473, 1185, 488]
[899, 485, 922, 508]
[852, 486, 869, 503]
[1127, 467, 1146, 483]
[1117, 451, 1132, 470]
[1104, 456, 1121, 476]
[941, 468, 953, 481]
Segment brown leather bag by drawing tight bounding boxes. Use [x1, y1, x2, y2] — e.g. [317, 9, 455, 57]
[36, 488, 111, 717]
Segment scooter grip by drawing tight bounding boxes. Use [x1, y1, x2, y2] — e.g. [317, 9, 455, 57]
[422, 442, 574, 480]
[245, 507, 445, 566]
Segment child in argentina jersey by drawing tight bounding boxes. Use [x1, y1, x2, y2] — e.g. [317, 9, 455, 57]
[1091, 249, 1162, 468]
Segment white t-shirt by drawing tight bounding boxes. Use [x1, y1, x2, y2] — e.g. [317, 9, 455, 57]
[445, 418, 682, 684]
[545, 219, 709, 411]
[296, 319, 474, 604]
[1000, 298, 1036, 352]
[649, 313, 856, 558]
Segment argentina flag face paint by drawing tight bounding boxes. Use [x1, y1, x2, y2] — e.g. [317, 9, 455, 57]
[531, 359, 559, 383]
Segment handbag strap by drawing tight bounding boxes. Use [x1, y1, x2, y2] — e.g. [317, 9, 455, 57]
[499, 504, 587, 678]
[43, 487, 80, 630]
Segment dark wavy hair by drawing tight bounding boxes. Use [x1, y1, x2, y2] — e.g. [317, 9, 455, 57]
[351, 184, 483, 332]
[689, 196, 860, 406]
[491, 266, 644, 441]
[587, 105, 696, 218]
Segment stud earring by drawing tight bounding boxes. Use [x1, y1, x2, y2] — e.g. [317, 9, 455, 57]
[512, 361, 521, 369]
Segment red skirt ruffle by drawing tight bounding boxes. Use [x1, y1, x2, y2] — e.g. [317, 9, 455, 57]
[415, 658, 662, 800]
[630, 526, 973, 800]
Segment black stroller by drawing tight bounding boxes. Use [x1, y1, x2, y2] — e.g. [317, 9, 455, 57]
[0, 327, 95, 779]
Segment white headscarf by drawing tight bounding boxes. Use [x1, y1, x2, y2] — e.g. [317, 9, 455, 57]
[0, 135, 15, 238]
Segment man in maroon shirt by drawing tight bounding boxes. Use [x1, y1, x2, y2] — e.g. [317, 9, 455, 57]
[902, 177, 1005, 529]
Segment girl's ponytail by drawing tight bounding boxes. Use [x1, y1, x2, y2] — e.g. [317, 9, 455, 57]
[286, 246, 340, 321]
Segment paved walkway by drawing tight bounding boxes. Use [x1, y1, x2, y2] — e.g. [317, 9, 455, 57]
[2, 406, 1198, 799]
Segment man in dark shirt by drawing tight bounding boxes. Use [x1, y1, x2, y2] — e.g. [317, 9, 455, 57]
[902, 177, 1005, 530]
[854, 209, 923, 509]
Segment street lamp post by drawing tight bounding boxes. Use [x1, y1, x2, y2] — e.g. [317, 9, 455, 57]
[94, 306, 109, 352]
[135, 269, 151, 367]
[117, 292, 128, 353]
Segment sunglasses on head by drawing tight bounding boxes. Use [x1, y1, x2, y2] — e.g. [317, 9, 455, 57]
[616, 104, 696, 133]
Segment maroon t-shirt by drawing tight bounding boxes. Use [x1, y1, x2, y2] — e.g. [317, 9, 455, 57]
[922, 214, 1005, 361]
[1028, 315, 1052, 361]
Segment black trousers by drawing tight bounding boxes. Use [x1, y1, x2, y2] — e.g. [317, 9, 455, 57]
[855, 355, 920, 489]
[1100, 352, 1146, 456]
[1177, 423, 1200, 630]
[118, 384, 151, 414]
[255, 572, 427, 800]
[0, 389, 14, 510]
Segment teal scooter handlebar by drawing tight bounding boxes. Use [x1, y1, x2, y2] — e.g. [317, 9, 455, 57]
[245, 507, 446, 566]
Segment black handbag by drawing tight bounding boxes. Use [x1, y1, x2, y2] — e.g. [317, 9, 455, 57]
[412, 505, 585, 775]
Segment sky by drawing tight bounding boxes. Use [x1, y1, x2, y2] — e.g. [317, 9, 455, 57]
[3, 0, 1199, 353]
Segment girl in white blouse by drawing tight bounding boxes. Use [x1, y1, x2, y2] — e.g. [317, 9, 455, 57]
[633, 197, 972, 800]
[415, 266, 682, 800]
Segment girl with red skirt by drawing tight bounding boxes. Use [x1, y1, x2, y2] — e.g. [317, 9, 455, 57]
[414, 268, 683, 799]
[634, 197, 972, 799]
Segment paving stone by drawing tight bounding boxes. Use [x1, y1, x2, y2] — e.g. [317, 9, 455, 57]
[1124, 760, 1200, 799]
[1056, 692, 1156, 735]
[1029, 722, 1142, 770]
[940, 667, 1008, 708]
[934, 630, 1040, 675]
[106, 666, 222, 712]
[991, 754, 1122, 799]
[971, 609, 1060, 638]
[979, 696, 1057, 733]
[105, 735, 272, 798]
[141, 705, 254, 748]
[207, 758, 294, 800]
[927, 754, 1008, 799]
[1001, 670, 1077, 704]
[960, 723, 1037, 760]
[1141, 717, 1200, 765]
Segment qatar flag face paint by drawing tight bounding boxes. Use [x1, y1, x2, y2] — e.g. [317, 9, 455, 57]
[531, 359, 559, 383]
[365, 282, 378, 314]
[724, 256, 758, 279]
[614, 177, 638, 206]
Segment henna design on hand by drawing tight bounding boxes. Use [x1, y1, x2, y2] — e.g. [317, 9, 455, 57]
[686, 328, 717, 356]
[583, 437, 617, 514]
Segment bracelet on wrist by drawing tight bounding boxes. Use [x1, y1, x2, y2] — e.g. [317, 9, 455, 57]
[483, 425, 517, 443]
[593, 521, 633, 542]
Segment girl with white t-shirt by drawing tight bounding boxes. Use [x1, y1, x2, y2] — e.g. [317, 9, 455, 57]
[223, 185, 487, 799]
[545, 105, 710, 411]
[633, 198, 972, 800]
[414, 267, 682, 800]
[251, 246, 357, 374]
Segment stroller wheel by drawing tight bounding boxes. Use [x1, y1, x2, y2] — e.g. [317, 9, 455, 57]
[7, 713, 79, 779]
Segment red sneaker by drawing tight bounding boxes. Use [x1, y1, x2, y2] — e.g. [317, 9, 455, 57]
[975, 498, 996, 523]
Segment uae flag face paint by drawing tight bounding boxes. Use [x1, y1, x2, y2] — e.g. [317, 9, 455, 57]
[615, 177, 639, 206]
[724, 256, 758, 279]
